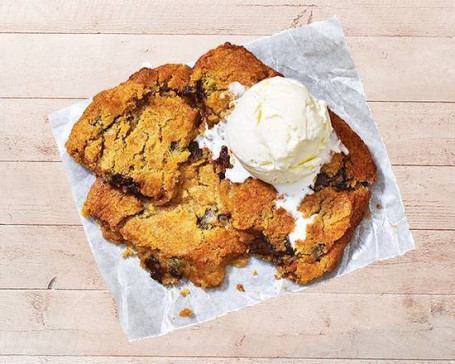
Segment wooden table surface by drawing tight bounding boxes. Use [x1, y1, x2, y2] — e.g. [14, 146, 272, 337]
[1, 1, 454, 363]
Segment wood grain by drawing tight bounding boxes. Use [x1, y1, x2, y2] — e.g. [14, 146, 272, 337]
[0, 290, 454, 358]
[1, 1, 453, 360]
[370, 102, 455, 166]
[0, 357, 451, 364]
[0, 34, 253, 99]
[0, 225, 106, 290]
[1, 163, 453, 229]
[1, 99, 454, 166]
[1, 0, 454, 37]
[0, 99, 65, 162]
[1, 35, 454, 101]
[0, 226, 453, 295]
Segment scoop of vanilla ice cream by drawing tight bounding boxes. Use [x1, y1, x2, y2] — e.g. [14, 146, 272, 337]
[226, 76, 333, 184]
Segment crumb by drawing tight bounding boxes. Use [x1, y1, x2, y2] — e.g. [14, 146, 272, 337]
[180, 288, 190, 297]
[252, 270, 258, 276]
[392, 224, 398, 229]
[179, 308, 194, 318]
[365, 212, 371, 219]
[274, 273, 281, 280]
[121, 247, 135, 258]
[236, 284, 245, 292]
[376, 203, 382, 209]
[283, 284, 288, 290]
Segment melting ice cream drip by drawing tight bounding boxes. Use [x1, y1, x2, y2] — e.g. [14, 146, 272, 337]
[195, 121, 251, 183]
[228, 82, 247, 98]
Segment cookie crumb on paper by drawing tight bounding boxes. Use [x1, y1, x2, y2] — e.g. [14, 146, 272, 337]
[179, 308, 194, 318]
[121, 248, 135, 258]
[180, 288, 190, 297]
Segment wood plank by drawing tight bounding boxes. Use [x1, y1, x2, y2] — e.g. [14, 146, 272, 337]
[0, 290, 454, 358]
[0, 357, 451, 364]
[1, 0, 454, 37]
[369, 102, 455, 167]
[0, 99, 66, 162]
[392, 166, 455, 230]
[0, 34, 254, 99]
[0, 162, 79, 225]
[2, 99, 454, 166]
[1, 2, 451, 362]
[0, 225, 106, 290]
[1, 163, 453, 229]
[1, 34, 454, 102]
[0, 226, 453, 295]
[347, 37, 455, 103]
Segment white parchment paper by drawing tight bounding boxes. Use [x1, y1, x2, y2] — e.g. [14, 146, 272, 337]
[49, 18, 415, 341]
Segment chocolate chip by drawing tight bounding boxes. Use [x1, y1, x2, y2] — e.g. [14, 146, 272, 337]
[183, 85, 193, 94]
[249, 238, 275, 256]
[188, 141, 202, 161]
[110, 173, 124, 187]
[110, 174, 141, 195]
[195, 80, 206, 103]
[333, 167, 347, 189]
[215, 146, 232, 169]
[313, 167, 353, 192]
[124, 184, 139, 195]
[312, 243, 325, 262]
[169, 141, 178, 151]
[283, 238, 295, 255]
[313, 173, 330, 191]
[196, 208, 216, 230]
[168, 258, 183, 279]
[110, 173, 134, 189]
[250, 236, 293, 260]
[144, 256, 164, 283]
[218, 172, 226, 180]
[169, 267, 182, 279]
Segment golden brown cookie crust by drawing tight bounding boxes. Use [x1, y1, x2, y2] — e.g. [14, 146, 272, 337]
[83, 153, 253, 289]
[190, 42, 282, 124]
[66, 64, 199, 204]
[329, 110, 376, 185]
[279, 186, 371, 284]
[222, 111, 376, 284]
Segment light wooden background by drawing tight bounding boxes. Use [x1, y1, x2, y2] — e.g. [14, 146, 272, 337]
[0, 1, 454, 363]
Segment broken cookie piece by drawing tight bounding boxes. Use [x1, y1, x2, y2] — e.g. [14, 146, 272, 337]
[279, 186, 371, 284]
[190, 42, 281, 124]
[66, 64, 200, 204]
[220, 113, 376, 284]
